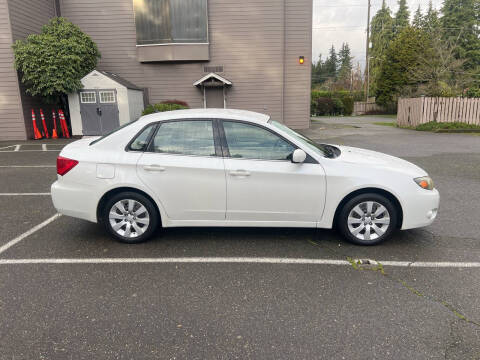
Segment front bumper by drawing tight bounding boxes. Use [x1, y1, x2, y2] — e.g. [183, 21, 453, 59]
[401, 188, 440, 230]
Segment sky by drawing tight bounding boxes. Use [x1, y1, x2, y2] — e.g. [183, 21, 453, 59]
[312, 0, 444, 69]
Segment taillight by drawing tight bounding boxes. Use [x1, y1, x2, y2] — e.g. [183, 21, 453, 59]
[57, 156, 79, 176]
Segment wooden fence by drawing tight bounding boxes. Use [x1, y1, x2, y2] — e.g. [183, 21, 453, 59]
[397, 97, 480, 127]
[353, 102, 385, 116]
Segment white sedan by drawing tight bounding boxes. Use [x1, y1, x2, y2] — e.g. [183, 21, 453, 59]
[51, 109, 439, 245]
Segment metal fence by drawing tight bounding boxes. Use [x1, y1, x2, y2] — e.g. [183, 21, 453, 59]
[397, 97, 480, 127]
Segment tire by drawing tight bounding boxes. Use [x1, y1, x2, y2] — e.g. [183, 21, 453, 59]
[338, 193, 398, 246]
[103, 191, 159, 244]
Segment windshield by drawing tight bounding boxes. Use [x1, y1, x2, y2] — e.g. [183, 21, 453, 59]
[270, 120, 337, 158]
[89, 120, 139, 145]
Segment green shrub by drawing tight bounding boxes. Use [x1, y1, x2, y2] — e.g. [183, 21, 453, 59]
[314, 97, 335, 115]
[311, 90, 359, 116]
[142, 101, 188, 115]
[464, 88, 480, 98]
[416, 121, 480, 131]
[339, 95, 354, 115]
[332, 98, 345, 115]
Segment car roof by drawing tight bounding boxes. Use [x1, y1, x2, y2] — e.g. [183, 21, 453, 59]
[139, 108, 270, 125]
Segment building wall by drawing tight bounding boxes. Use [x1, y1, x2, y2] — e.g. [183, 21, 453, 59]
[7, 0, 57, 139]
[59, 0, 312, 129]
[284, 0, 312, 129]
[0, 0, 25, 140]
[127, 89, 144, 122]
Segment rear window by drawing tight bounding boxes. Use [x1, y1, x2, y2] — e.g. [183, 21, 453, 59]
[90, 120, 139, 145]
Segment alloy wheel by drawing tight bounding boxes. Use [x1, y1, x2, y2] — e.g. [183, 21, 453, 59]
[347, 201, 390, 241]
[108, 199, 150, 238]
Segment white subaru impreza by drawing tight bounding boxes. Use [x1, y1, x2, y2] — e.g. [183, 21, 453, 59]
[51, 109, 439, 245]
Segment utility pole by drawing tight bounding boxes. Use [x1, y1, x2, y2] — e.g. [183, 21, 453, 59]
[365, 0, 371, 103]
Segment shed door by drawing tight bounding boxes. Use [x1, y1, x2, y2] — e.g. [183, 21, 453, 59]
[79, 89, 120, 135]
[98, 90, 120, 134]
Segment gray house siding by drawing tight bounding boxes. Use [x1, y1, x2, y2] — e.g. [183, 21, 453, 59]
[0, 0, 25, 140]
[59, 0, 312, 129]
[8, 0, 57, 139]
[284, 0, 312, 128]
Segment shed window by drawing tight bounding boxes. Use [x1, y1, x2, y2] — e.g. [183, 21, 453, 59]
[80, 92, 96, 103]
[99, 91, 116, 103]
[133, 0, 208, 45]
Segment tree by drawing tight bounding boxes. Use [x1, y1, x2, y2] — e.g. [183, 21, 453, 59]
[13, 17, 101, 103]
[369, 0, 394, 94]
[423, 1, 441, 36]
[337, 43, 353, 89]
[412, 5, 424, 28]
[376, 27, 428, 106]
[442, 0, 480, 71]
[324, 45, 338, 80]
[312, 54, 327, 88]
[410, 34, 468, 96]
[393, 0, 410, 35]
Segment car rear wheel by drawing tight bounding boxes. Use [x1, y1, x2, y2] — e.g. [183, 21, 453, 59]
[338, 193, 397, 245]
[103, 192, 159, 244]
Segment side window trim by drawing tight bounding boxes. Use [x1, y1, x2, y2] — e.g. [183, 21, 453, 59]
[125, 122, 159, 152]
[145, 118, 220, 157]
[218, 119, 318, 164]
[219, 120, 296, 162]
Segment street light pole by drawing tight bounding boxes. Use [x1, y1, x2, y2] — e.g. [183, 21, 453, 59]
[365, 0, 371, 103]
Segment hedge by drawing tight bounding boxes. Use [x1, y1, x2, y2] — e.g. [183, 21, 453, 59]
[142, 99, 189, 115]
[311, 90, 357, 116]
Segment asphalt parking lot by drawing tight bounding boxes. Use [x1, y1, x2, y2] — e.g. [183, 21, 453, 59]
[0, 118, 479, 359]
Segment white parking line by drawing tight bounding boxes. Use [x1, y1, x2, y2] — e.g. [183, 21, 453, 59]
[0, 214, 61, 255]
[0, 257, 479, 267]
[0, 193, 51, 196]
[0, 150, 60, 152]
[0, 165, 55, 168]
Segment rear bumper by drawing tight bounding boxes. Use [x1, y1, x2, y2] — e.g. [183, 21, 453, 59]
[51, 180, 98, 223]
[401, 188, 440, 230]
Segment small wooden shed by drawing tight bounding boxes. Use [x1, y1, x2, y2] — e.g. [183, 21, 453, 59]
[68, 70, 144, 136]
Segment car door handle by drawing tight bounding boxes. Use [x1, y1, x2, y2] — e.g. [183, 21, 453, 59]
[229, 170, 251, 177]
[143, 165, 166, 172]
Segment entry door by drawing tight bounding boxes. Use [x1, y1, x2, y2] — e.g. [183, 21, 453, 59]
[79, 89, 119, 135]
[221, 120, 326, 223]
[205, 87, 224, 108]
[137, 120, 226, 221]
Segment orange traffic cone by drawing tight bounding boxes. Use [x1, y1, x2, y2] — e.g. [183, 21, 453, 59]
[58, 109, 70, 138]
[51, 110, 58, 139]
[40, 109, 49, 138]
[31, 109, 42, 140]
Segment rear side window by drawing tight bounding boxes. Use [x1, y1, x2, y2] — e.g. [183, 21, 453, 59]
[151, 120, 215, 156]
[128, 124, 157, 151]
[222, 121, 295, 160]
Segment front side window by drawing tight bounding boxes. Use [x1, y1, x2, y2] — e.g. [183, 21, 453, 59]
[133, 0, 208, 45]
[152, 120, 215, 156]
[223, 121, 295, 161]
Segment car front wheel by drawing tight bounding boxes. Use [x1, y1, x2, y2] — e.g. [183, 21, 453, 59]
[103, 192, 159, 244]
[338, 193, 397, 245]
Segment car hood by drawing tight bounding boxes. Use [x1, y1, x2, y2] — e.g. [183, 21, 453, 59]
[335, 145, 428, 177]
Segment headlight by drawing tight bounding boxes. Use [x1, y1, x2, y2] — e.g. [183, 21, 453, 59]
[414, 176, 434, 190]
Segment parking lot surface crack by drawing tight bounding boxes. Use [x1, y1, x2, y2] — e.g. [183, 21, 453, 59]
[307, 238, 480, 330]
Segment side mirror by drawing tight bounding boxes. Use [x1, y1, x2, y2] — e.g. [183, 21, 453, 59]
[292, 149, 307, 164]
